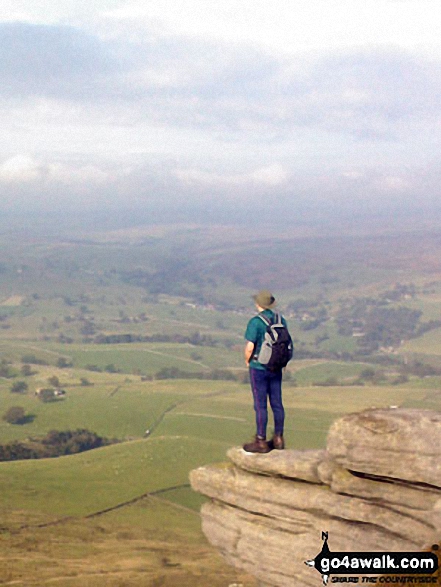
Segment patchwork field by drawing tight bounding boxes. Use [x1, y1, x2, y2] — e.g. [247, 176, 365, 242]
[1, 223, 441, 585]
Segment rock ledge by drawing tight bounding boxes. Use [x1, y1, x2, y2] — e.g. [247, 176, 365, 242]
[190, 408, 441, 587]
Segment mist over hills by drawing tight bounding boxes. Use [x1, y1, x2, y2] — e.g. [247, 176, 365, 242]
[2, 195, 441, 238]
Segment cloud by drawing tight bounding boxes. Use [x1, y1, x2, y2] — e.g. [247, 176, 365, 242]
[376, 175, 410, 193]
[47, 162, 109, 184]
[300, 49, 441, 137]
[1, 15, 441, 221]
[0, 22, 118, 99]
[0, 154, 109, 186]
[249, 164, 289, 186]
[1, 21, 440, 144]
[0, 155, 41, 182]
[102, 0, 441, 59]
[0, 151, 440, 224]
[175, 163, 288, 189]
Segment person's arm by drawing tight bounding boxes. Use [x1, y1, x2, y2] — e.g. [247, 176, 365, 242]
[244, 340, 255, 366]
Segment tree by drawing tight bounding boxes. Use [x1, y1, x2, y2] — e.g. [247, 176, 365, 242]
[360, 368, 376, 380]
[85, 364, 102, 372]
[21, 364, 34, 376]
[56, 357, 72, 368]
[80, 321, 96, 336]
[80, 377, 92, 386]
[0, 362, 11, 378]
[10, 381, 28, 394]
[38, 388, 56, 402]
[47, 376, 60, 387]
[21, 354, 48, 365]
[0, 429, 114, 462]
[313, 377, 339, 387]
[3, 406, 27, 425]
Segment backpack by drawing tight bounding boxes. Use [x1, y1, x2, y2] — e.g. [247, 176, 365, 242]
[255, 312, 293, 371]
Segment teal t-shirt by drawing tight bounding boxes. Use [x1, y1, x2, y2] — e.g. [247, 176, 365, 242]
[245, 309, 288, 370]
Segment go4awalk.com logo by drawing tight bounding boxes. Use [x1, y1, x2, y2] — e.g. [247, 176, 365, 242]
[305, 532, 439, 585]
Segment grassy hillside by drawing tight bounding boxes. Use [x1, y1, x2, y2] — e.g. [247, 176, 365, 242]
[2, 222, 441, 585]
[1, 375, 437, 585]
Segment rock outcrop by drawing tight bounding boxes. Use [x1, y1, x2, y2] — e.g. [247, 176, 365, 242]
[190, 408, 441, 587]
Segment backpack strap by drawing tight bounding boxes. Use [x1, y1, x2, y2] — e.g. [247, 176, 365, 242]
[257, 312, 278, 344]
[257, 313, 272, 326]
[253, 313, 273, 361]
[259, 311, 283, 326]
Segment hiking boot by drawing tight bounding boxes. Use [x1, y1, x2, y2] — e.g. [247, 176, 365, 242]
[271, 434, 285, 450]
[243, 435, 271, 454]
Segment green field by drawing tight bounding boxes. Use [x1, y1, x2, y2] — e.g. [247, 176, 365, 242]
[401, 327, 441, 355]
[2, 223, 441, 585]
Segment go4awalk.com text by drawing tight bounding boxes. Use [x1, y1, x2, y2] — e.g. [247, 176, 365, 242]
[305, 533, 439, 586]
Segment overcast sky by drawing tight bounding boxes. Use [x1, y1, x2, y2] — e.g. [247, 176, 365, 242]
[1, 1, 441, 222]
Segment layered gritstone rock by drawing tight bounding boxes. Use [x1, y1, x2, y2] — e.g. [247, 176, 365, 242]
[190, 408, 441, 587]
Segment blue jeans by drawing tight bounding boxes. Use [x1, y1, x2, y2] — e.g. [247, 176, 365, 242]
[249, 368, 284, 439]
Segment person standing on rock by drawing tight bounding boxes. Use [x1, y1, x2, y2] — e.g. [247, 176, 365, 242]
[243, 290, 293, 453]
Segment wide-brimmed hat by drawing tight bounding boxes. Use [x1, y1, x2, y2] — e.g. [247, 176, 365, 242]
[252, 290, 276, 309]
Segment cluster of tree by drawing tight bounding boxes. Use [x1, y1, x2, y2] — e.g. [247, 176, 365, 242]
[310, 360, 441, 387]
[312, 377, 342, 387]
[337, 298, 388, 336]
[2, 406, 32, 425]
[56, 357, 73, 368]
[0, 359, 13, 378]
[36, 388, 67, 402]
[154, 367, 237, 381]
[80, 320, 97, 336]
[57, 334, 75, 344]
[0, 429, 116, 462]
[414, 319, 441, 337]
[10, 380, 28, 393]
[361, 307, 423, 350]
[379, 283, 417, 302]
[311, 371, 396, 387]
[62, 294, 91, 307]
[3, 362, 55, 381]
[287, 297, 324, 313]
[9, 375, 69, 400]
[336, 299, 425, 352]
[47, 375, 60, 387]
[288, 347, 328, 360]
[21, 354, 49, 365]
[116, 310, 148, 324]
[93, 331, 217, 347]
[85, 363, 121, 373]
[399, 360, 441, 378]
[298, 314, 328, 332]
[120, 256, 210, 297]
[21, 364, 37, 376]
[287, 298, 329, 331]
